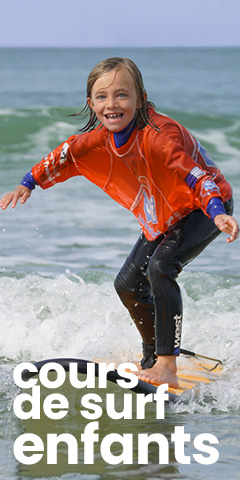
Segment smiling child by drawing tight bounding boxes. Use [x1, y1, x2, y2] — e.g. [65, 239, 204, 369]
[0, 57, 238, 388]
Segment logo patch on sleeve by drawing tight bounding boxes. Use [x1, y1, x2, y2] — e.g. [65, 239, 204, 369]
[60, 143, 69, 164]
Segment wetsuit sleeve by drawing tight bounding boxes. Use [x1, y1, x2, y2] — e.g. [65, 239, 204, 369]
[20, 171, 38, 190]
[32, 135, 83, 189]
[206, 197, 226, 220]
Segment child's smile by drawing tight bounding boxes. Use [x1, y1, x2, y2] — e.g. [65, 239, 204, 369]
[88, 68, 140, 132]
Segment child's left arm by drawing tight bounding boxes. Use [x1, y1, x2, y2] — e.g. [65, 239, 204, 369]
[214, 214, 239, 243]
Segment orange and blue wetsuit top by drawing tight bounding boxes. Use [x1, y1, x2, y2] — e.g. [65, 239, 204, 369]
[23, 109, 232, 241]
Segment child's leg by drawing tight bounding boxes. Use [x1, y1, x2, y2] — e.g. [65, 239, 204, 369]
[114, 233, 165, 368]
[135, 199, 233, 385]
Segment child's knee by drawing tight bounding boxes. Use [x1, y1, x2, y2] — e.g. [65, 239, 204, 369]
[114, 261, 139, 301]
[147, 250, 182, 291]
[114, 260, 151, 307]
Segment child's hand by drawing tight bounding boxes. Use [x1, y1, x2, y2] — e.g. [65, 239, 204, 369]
[214, 214, 239, 243]
[0, 186, 32, 210]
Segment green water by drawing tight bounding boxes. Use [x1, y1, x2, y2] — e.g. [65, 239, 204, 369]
[0, 47, 240, 479]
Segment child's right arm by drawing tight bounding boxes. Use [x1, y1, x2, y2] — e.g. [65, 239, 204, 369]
[0, 184, 32, 210]
[1, 131, 98, 211]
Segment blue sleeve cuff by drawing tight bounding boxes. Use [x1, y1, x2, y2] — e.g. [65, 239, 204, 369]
[20, 171, 38, 190]
[206, 197, 226, 221]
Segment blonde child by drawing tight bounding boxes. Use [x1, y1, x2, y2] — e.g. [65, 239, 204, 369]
[1, 57, 238, 388]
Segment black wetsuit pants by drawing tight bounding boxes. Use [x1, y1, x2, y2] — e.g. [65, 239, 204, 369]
[114, 199, 233, 366]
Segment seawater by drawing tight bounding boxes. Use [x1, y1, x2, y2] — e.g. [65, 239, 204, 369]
[0, 47, 240, 480]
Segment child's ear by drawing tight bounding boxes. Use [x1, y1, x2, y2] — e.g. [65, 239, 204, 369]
[87, 97, 94, 110]
[138, 91, 147, 108]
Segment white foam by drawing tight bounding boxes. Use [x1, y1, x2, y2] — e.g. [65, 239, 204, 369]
[0, 274, 139, 363]
[1, 270, 240, 413]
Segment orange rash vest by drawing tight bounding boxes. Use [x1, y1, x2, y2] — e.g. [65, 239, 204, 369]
[32, 110, 232, 241]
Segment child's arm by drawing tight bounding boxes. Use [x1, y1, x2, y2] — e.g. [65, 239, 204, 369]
[1, 132, 96, 208]
[1, 134, 80, 210]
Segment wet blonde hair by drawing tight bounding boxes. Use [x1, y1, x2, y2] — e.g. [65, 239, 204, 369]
[76, 57, 159, 132]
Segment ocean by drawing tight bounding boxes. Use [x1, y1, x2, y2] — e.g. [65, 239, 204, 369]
[0, 47, 240, 479]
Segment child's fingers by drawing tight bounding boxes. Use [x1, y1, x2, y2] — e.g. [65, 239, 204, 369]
[221, 219, 239, 243]
[12, 188, 31, 208]
[214, 214, 239, 243]
[19, 189, 31, 204]
[11, 193, 21, 208]
[0, 187, 31, 210]
[0, 193, 15, 210]
[226, 220, 239, 243]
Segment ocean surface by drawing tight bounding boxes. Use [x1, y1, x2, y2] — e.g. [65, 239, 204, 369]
[0, 47, 240, 479]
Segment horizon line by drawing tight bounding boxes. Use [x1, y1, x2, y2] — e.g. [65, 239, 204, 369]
[1, 44, 240, 49]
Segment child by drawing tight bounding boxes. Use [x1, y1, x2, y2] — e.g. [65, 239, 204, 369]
[1, 57, 238, 388]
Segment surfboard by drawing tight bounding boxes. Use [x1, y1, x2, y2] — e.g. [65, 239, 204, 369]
[166, 353, 222, 398]
[21, 351, 223, 402]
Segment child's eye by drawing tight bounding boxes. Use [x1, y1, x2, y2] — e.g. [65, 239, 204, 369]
[118, 93, 127, 98]
[96, 95, 106, 100]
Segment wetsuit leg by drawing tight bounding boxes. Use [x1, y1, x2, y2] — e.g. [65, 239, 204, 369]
[114, 233, 165, 368]
[115, 199, 233, 365]
[147, 198, 233, 357]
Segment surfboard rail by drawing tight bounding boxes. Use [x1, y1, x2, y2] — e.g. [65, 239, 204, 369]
[21, 352, 223, 402]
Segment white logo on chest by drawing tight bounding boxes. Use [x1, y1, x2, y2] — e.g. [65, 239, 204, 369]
[143, 190, 157, 224]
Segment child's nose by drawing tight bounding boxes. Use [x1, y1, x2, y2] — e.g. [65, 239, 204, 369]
[106, 96, 117, 109]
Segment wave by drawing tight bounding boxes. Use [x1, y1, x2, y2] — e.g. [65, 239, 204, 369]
[1, 106, 240, 164]
[0, 270, 239, 363]
[0, 270, 240, 415]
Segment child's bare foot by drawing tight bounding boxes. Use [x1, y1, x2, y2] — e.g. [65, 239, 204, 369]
[134, 355, 179, 389]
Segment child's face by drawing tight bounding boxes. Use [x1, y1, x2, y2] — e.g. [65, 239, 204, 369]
[88, 68, 140, 132]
